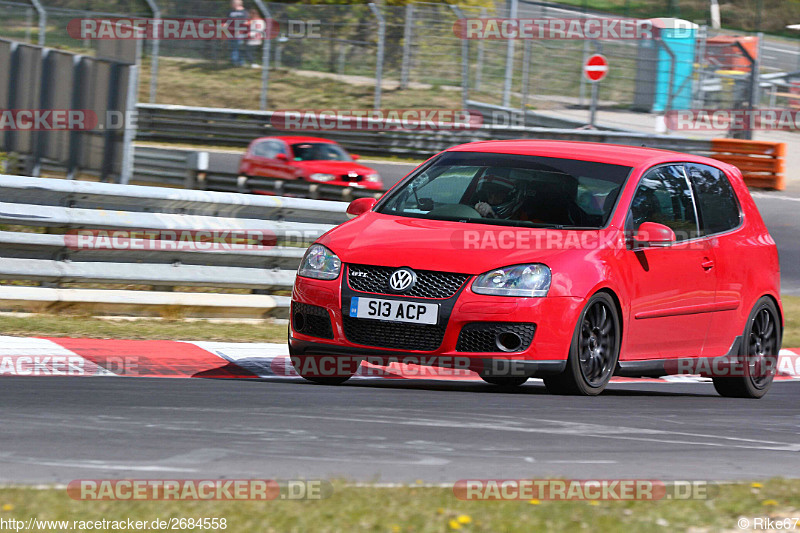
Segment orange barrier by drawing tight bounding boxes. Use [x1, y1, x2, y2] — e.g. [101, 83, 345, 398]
[711, 139, 785, 190]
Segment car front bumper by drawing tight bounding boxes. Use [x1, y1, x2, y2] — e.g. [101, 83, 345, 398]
[289, 274, 584, 377]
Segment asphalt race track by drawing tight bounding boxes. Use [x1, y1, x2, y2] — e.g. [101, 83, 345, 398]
[1, 152, 795, 485]
[0, 376, 798, 483]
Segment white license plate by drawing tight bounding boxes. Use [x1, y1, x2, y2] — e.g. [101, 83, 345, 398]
[348, 297, 438, 325]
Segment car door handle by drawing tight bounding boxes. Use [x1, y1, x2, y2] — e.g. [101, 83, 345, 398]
[701, 258, 715, 270]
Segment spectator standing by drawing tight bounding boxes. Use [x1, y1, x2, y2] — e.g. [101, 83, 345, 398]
[247, 8, 265, 69]
[228, 0, 250, 67]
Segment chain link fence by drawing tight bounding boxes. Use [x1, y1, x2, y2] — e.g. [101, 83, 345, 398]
[0, 0, 787, 133]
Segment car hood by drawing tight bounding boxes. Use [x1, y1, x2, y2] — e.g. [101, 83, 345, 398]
[319, 212, 619, 275]
[291, 160, 377, 175]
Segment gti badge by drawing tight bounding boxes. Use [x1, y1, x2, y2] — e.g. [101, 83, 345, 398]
[389, 268, 416, 292]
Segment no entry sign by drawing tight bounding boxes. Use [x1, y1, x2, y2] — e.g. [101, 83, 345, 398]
[583, 54, 609, 83]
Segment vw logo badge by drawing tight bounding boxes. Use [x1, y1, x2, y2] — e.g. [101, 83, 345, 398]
[389, 268, 416, 293]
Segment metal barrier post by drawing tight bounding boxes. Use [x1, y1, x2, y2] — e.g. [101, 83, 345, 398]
[502, 0, 518, 107]
[28, 48, 51, 177]
[520, 40, 531, 111]
[144, 0, 160, 104]
[400, 3, 413, 90]
[451, 5, 469, 109]
[24, 7, 32, 43]
[66, 55, 84, 180]
[368, 3, 385, 110]
[253, 0, 272, 110]
[27, 0, 45, 46]
[475, 7, 486, 92]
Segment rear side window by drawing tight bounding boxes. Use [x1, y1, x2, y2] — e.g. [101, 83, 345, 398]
[252, 140, 287, 158]
[627, 164, 699, 241]
[685, 163, 741, 235]
[252, 141, 273, 157]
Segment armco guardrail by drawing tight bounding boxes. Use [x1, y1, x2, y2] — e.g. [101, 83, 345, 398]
[0, 175, 349, 319]
[136, 103, 716, 158]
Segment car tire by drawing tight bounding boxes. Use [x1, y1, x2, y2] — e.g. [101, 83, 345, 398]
[713, 297, 781, 399]
[543, 292, 621, 396]
[479, 375, 528, 388]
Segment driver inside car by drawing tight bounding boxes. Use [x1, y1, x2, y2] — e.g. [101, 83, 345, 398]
[474, 175, 527, 220]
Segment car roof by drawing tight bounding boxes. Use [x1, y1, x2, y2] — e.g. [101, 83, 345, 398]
[446, 140, 728, 169]
[254, 136, 338, 145]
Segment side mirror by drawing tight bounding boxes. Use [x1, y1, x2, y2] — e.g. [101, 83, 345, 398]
[634, 222, 676, 248]
[351, 154, 360, 161]
[276, 153, 288, 161]
[346, 197, 377, 218]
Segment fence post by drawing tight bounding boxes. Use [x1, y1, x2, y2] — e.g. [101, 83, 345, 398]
[745, 33, 763, 141]
[451, 5, 469, 109]
[502, 0, 518, 107]
[475, 7, 486, 92]
[400, 3, 413, 90]
[253, 0, 272, 110]
[692, 25, 708, 108]
[24, 7, 32, 43]
[27, 0, 45, 46]
[27, 48, 51, 177]
[368, 3, 385, 110]
[144, 0, 160, 104]
[520, 39, 531, 112]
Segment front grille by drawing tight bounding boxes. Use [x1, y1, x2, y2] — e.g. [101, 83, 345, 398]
[340, 174, 363, 182]
[342, 316, 446, 351]
[292, 302, 334, 339]
[456, 322, 536, 353]
[348, 264, 469, 299]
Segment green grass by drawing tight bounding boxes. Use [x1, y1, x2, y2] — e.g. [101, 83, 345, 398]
[783, 295, 800, 348]
[0, 480, 798, 532]
[0, 314, 286, 343]
[139, 57, 464, 113]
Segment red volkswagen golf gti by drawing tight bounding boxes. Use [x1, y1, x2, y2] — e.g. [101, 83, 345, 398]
[289, 141, 783, 397]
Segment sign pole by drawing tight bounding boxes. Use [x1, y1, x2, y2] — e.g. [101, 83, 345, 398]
[583, 53, 608, 129]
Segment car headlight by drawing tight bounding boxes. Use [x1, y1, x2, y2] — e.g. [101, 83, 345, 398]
[309, 173, 336, 182]
[471, 264, 551, 297]
[298, 244, 341, 280]
[366, 173, 381, 182]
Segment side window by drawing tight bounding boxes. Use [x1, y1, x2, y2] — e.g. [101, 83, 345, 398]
[685, 163, 741, 235]
[627, 165, 699, 241]
[253, 141, 287, 159]
[271, 141, 289, 158]
[252, 141, 273, 158]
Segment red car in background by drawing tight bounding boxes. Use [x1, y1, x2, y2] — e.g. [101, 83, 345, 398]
[239, 136, 383, 190]
[289, 140, 783, 398]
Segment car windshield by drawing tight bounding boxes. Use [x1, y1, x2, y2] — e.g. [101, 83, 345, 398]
[291, 142, 352, 162]
[376, 152, 632, 228]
